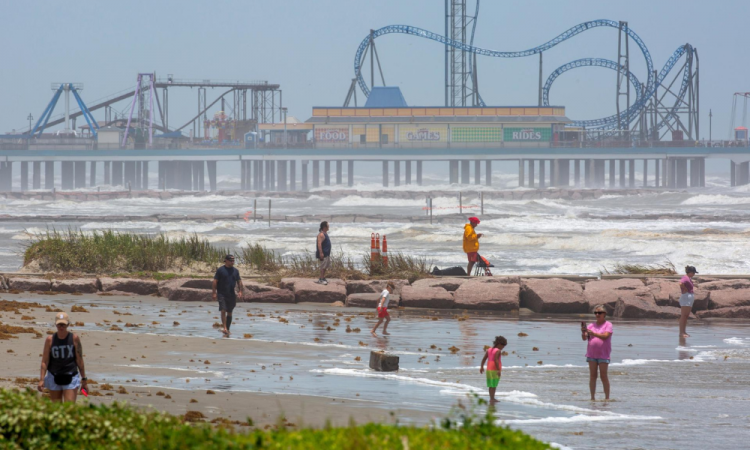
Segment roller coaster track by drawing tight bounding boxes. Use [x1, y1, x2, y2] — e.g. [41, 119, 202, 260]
[354, 19, 696, 131]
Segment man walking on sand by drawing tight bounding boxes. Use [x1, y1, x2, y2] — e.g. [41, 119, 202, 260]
[316, 221, 331, 285]
[464, 217, 483, 276]
[212, 254, 243, 336]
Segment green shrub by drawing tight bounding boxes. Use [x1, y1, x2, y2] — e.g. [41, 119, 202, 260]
[0, 389, 550, 449]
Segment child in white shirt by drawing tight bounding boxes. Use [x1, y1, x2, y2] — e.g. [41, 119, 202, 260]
[371, 282, 395, 336]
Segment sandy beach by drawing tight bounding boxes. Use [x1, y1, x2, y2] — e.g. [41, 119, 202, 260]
[0, 293, 437, 427]
[2, 291, 749, 449]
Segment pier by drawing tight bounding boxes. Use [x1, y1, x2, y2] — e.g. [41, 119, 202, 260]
[0, 146, 749, 193]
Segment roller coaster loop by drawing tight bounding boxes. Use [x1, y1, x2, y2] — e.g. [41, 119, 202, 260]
[354, 19, 696, 131]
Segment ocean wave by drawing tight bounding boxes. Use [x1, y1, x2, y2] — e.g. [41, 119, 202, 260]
[499, 413, 661, 425]
[681, 195, 750, 206]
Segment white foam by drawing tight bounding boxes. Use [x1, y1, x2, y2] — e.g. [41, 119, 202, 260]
[724, 337, 750, 346]
[500, 413, 661, 425]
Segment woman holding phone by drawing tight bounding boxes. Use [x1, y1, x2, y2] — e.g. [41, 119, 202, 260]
[582, 305, 613, 401]
[38, 312, 88, 402]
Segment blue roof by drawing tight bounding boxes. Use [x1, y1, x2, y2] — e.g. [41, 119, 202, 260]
[364, 87, 408, 108]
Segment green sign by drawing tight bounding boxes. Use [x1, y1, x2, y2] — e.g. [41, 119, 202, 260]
[504, 127, 552, 142]
[452, 127, 503, 142]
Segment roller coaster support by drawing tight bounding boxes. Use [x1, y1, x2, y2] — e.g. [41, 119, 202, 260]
[616, 22, 631, 140]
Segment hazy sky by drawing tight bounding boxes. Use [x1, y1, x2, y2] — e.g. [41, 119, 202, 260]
[2, 0, 748, 139]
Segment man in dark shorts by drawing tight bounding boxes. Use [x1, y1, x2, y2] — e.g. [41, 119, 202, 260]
[212, 254, 243, 336]
[316, 221, 331, 285]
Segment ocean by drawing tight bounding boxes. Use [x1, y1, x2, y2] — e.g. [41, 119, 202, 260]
[1, 165, 749, 275]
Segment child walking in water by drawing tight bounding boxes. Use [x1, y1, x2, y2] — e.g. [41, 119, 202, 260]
[480, 336, 506, 404]
[371, 282, 394, 336]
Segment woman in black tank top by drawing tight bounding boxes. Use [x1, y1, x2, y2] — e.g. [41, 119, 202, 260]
[38, 312, 88, 403]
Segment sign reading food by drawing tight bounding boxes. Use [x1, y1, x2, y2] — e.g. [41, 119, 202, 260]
[315, 128, 349, 142]
[504, 127, 551, 142]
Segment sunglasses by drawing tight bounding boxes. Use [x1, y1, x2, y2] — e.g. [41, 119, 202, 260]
[594, 311, 606, 315]
[56, 323, 68, 327]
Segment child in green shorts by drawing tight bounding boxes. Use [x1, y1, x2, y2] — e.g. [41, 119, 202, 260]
[480, 335, 506, 404]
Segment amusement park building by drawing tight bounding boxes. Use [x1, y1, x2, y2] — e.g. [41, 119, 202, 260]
[302, 106, 571, 148]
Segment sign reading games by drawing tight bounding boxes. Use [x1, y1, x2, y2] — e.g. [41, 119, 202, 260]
[504, 127, 551, 142]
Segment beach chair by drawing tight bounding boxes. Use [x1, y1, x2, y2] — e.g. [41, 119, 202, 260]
[473, 254, 494, 276]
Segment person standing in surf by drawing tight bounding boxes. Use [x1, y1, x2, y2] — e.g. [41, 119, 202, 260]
[678, 266, 698, 338]
[213, 254, 243, 336]
[463, 217, 483, 276]
[371, 281, 395, 336]
[480, 335, 506, 404]
[582, 305, 612, 401]
[38, 312, 88, 403]
[316, 221, 331, 285]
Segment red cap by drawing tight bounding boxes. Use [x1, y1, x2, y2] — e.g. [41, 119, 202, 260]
[468, 217, 480, 224]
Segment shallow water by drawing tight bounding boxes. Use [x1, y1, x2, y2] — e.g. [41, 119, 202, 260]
[23, 295, 750, 450]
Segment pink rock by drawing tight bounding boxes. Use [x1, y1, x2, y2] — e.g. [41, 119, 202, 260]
[280, 278, 347, 304]
[613, 296, 680, 319]
[99, 277, 159, 296]
[9, 277, 52, 292]
[453, 279, 520, 311]
[52, 278, 98, 294]
[410, 277, 467, 292]
[696, 279, 750, 309]
[646, 279, 709, 311]
[242, 281, 277, 297]
[584, 279, 653, 314]
[399, 286, 454, 309]
[345, 279, 408, 295]
[707, 289, 750, 310]
[158, 278, 213, 302]
[244, 289, 295, 304]
[521, 278, 587, 313]
[697, 306, 750, 319]
[699, 279, 750, 291]
[346, 293, 400, 308]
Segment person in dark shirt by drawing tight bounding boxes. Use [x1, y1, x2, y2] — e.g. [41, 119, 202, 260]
[212, 254, 244, 336]
[316, 221, 331, 285]
[38, 312, 88, 402]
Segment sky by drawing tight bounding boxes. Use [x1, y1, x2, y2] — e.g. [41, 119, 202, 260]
[1, 0, 748, 140]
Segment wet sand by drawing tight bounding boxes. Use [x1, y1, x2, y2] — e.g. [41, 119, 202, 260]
[2, 292, 749, 449]
[0, 294, 435, 427]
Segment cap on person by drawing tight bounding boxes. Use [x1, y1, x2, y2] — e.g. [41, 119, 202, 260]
[686, 265, 698, 274]
[224, 254, 235, 261]
[55, 312, 70, 325]
[468, 217, 480, 224]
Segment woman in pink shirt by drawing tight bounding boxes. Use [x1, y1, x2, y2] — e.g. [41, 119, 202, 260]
[678, 265, 698, 338]
[581, 304, 613, 401]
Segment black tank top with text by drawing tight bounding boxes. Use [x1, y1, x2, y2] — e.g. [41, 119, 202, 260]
[48, 333, 78, 375]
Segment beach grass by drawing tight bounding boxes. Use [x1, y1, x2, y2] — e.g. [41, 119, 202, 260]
[23, 229, 230, 274]
[600, 260, 677, 276]
[23, 230, 433, 282]
[0, 388, 551, 449]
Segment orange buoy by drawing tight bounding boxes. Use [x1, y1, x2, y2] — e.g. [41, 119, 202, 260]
[370, 233, 378, 266]
[381, 235, 388, 268]
[375, 233, 381, 264]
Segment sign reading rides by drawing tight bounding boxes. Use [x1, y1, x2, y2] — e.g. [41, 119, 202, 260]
[504, 127, 551, 142]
